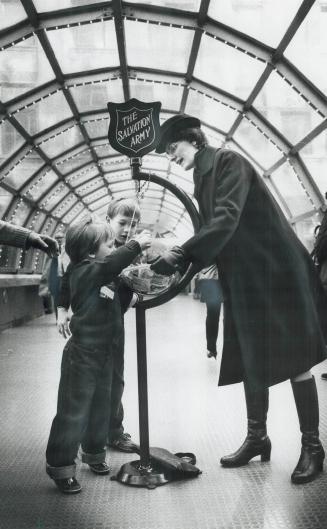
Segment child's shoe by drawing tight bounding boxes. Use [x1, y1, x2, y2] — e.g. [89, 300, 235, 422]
[108, 432, 137, 453]
[54, 477, 82, 494]
[88, 462, 110, 475]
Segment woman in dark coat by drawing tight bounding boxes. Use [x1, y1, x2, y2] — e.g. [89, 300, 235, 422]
[151, 114, 327, 485]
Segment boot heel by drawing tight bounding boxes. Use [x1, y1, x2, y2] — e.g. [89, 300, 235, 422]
[261, 442, 271, 462]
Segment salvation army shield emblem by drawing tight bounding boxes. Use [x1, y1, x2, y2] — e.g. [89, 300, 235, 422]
[107, 99, 161, 158]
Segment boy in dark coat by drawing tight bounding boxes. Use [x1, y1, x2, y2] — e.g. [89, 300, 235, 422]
[46, 215, 151, 493]
[151, 114, 327, 485]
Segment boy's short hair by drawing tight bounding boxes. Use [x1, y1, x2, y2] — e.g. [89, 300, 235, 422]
[106, 198, 140, 221]
[65, 214, 115, 264]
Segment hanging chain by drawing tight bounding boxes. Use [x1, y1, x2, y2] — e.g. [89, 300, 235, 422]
[125, 173, 151, 242]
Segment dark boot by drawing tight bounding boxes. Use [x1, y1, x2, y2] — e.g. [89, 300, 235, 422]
[291, 376, 325, 484]
[220, 384, 271, 467]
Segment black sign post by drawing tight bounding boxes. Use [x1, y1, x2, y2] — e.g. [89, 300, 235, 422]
[107, 100, 201, 488]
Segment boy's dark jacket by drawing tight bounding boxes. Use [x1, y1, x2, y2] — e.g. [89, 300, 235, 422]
[65, 240, 140, 350]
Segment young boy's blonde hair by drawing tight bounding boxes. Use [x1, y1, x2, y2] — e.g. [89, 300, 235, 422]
[65, 215, 115, 264]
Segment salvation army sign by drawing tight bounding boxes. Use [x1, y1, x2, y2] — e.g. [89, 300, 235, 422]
[107, 99, 161, 158]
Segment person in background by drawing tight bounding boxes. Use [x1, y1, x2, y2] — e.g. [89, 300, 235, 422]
[151, 114, 327, 485]
[46, 215, 151, 494]
[311, 203, 327, 380]
[48, 232, 70, 319]
[57, 199, 142, 453]
[0, 220, 58, 257]
[39, 232, 70, 318]
[197, 264, 223, 359]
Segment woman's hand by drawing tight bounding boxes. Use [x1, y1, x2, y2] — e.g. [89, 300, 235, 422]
[150, 246, 186, 275]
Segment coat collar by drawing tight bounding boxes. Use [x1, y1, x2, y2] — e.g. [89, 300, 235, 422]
[194, 145, 218, 180]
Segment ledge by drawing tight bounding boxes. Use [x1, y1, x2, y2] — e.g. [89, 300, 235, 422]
[0, 274, 41, 287]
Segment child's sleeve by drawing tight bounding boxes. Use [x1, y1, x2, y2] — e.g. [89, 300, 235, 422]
[97, 240, 141, 281]
[57, 263, 72, 309]
[117, 281, 134, 314]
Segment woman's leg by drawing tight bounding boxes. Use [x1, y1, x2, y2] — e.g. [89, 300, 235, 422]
[201, 280, 222, 357]
[290, 371, 325, 484]
[205, 303, 220, 357]
[220, 382, 271, 467]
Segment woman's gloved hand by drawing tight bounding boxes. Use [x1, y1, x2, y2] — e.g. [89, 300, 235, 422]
[149, 246, 187, 276]
[26, 232, 59, 257]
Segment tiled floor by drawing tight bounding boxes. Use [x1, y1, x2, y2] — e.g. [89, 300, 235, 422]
[1, 294, 327, 529]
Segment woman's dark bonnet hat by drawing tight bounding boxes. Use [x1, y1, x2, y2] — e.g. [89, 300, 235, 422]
[155, 114, 201, 153]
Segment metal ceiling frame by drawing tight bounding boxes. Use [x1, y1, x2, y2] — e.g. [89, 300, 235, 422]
[0, 0, 325, 232]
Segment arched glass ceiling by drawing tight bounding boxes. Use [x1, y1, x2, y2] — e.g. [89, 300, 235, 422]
[0, 0, 326, 273]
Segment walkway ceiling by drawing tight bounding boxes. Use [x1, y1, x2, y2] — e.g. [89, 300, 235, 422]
[0, 0, 327, 271]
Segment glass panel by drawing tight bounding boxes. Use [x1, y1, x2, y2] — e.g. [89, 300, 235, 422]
[300, 128, 327, 198]
[94, 144, 121, 158]
[270, 162, 313, 216]
[71, 79, 124, 113]
[129, 79, 183, 112]
[208, 0, 303, 48]
[84, 188, 108, 204]
[41, 183, 71, 210]
[27, 210, 46, 232]
[89, 195, 109, 211]
[233, 116, 282, 169]
[0, 187, 13, 217]
[125, 20, 194, 71]
[0, 36, 54, 102]
[67, 166, 99, 186]
[39, 126, 84, 159]
[104, 174, 130, 188]
[3, 153, 44, 190]
[52, 195, 78, 218]
[185, 89, 239, 132]
[285, 1, 327, 95]
[253, 71, 323, 145]
[76, 177, 104, 197]
[56, 152, 93, 175]
[201, 124, 225, 148]
[227, 141, 264, 174]
[84, 119, 109, 139]
[0, 121, 25, 159]
[0, 0, 26, 30]
[142, 154, 169, 172]
[32, 0, 105, 10]
[24, 169, 58, 201]
[110, 180, 134, 192]
[126, 0, 201, 9]
[101, 159, 130, 173]
[62, 201, 85, 224]
[46, 21, 119, 74]
[14, 91, 73, 136]
[194, 35, 266, 100]
[8, 200, 31, 225]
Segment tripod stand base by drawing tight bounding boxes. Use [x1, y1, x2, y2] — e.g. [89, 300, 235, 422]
[111, 460, 173, 489]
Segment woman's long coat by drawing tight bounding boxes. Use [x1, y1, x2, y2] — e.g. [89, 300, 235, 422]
[183, 146, 327, 389]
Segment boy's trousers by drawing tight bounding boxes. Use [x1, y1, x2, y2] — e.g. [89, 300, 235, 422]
[46, 339, 113, 480]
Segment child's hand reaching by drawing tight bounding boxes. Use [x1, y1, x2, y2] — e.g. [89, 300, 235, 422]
[133, 230, 152, 250]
